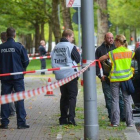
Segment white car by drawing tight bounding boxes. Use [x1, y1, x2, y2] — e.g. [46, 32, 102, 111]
[128, 44, 135, 51]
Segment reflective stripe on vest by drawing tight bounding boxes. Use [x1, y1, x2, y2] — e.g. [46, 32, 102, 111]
[108, 46, 134, 82]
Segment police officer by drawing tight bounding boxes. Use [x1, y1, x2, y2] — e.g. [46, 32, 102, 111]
[51, 29, 80, 126]
[0, 32, 16, 117]
[96, 32, 125, 121]
[99, 34, 134, 127]
[0, 27, 29, 129]
[39, 40, 47, 75]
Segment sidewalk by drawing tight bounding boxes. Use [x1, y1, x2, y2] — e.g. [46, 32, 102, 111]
[0, 75, 139, 140]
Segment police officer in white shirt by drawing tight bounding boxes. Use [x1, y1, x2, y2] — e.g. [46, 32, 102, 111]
[51, 29, 80, 126]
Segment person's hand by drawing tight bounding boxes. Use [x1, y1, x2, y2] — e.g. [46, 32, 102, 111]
[101, 75, 106, 81]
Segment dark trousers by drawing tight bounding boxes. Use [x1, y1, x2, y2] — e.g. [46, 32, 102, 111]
[0, 102, 16, 116]
[9, 102, 16, 115]
[1, 79, 26, 126]
[40, 59, 46, 74]
[59, 78, 78, 122]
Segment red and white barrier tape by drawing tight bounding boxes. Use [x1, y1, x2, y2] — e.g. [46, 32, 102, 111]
[0, 66, 81, 77]
[28, 53, 40, 57]
[28, 52, 50, 57]
[0, 60, 103, 104]
[29, 56, 51, 60]
[82, 59, 103, 77]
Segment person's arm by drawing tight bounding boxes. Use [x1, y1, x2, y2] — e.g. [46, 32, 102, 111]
[71, 46, 80, 64]
[99, 54, 109, 62]
[20, 46, 29, 69]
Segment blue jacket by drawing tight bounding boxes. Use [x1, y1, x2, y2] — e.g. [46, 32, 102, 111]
[0, 38, 29, 80]
[120, 79, 135, 95]
[39, 45, 47, 56]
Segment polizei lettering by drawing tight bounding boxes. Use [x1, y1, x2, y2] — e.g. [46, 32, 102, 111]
[54, 48, 68, 53]
[1, 48, 15, 53]
[54, 59, 66, 63]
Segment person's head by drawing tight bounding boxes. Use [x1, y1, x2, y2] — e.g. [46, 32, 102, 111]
[62, 29, 74, 43]
[114, 34, 128, 48]
[6, 27, 16, 38]
[0, 32, 7, 43]
[40, 40, 46, 46]
[104, 32, 114, 45]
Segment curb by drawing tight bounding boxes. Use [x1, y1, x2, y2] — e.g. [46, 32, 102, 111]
[124, 125, 140, 140]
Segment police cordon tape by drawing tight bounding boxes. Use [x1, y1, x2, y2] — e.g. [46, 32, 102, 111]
[0, 60, 103, 105]
[0, 66, 81, 77]
[28, 53, 40, 56]
[28, 52, 50, 57]
[29, 56, 51, 60]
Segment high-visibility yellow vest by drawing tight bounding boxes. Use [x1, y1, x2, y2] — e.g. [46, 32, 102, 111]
[108, 46, 135, 82]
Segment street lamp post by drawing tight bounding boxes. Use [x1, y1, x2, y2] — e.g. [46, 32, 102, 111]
[81, 0, 99, 139]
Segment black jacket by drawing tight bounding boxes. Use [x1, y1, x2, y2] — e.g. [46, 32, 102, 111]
[135, 47, 140, 74]
[0, 38, 29, 80]
[95, 42, 116, 78]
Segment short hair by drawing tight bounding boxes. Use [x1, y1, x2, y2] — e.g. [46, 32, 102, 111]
[40, 40, 45, 44]
[0, 32, 7, 41]
[6, 27, 16, 38]
[62, 29, 74, 38]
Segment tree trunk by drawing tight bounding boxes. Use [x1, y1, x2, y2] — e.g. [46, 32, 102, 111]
[40, 22, 45, 41]
[48, 21, 53, 52]
[52, 0, 61, 44]
[18, 35, 26, 46]
[34, 23, 40, 53]
[97, 0, 109, 47]
[60, 0, 73, 30]
[25, 34, 33, 53]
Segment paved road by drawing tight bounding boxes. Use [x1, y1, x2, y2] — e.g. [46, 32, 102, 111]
[0, 76, 61, 140]
[0, 75, 139, 140]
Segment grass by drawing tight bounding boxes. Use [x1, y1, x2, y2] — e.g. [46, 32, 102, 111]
[27, 59, 52, 71]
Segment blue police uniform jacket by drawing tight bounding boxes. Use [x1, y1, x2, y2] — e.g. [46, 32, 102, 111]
[0, 38, 29, 80]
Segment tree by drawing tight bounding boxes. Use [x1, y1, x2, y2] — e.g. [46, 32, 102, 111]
[60, 0, 73, 30]
[97, 0, 109, 46]
[108, 0, 140, 43]
[52, 0, 61, 44]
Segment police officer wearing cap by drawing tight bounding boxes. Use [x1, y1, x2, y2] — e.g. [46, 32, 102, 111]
[0, 27, 29, 129]
[51, 29, 80, 126]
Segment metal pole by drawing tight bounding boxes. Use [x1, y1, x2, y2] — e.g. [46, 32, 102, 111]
[78, 7, 81, 50]
[116, 26, 119, 35]
[81, 0, 99, 139]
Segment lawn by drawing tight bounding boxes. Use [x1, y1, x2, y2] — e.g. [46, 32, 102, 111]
[27, 59, 52, 71]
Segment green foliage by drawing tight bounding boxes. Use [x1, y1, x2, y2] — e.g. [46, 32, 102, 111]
[0, 0, 51, 35]
[27, 59, 52, 71]
[108, 0, 140, 28]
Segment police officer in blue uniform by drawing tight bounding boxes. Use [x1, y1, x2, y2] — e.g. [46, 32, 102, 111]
[0, 32, 16, 117]
[39, 40, 47, 75]
[0, 27, 30, 129]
